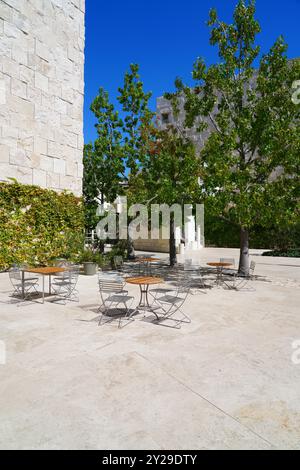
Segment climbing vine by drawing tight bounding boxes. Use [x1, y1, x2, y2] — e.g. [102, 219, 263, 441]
[0, 181, 84, 270]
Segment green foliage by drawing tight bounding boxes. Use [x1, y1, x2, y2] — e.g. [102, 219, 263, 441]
[83, 87, 125, 229]
[118, 63, 155, 176]
[78, 241, 127, 269]
[105, 241, 127, 266]
[0, 181, 84, 270]
[167, 0, 300, 271]
[193, 1, 298, 228]
[205, 212, 300, 250]
[136, 126, 202, 206]
[79, 248, 104, 265]
[83, 64, 155, 236]
[262, 248, 300, 258]
[204, 212, 240, 248]
[130, 125, 202, 265]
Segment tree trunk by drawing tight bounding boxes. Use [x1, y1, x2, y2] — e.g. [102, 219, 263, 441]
[99, 240, 105, 254]
[127, 222, 135, 260]
[238, 227, 249, 276]
[127, 237, 135, 260]
[169, 213, 177, 267]
[99, 193, 105, 254]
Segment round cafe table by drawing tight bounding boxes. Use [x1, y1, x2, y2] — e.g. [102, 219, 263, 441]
[207, 262, 233, 287]
[126, 276, 163, 311]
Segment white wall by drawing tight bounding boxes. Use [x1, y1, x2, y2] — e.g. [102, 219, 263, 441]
[0, 0, 85, 195]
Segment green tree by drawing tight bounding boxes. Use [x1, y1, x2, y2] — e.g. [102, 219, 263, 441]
[83, 88, 124, 233]
[118, 63, 154, 174]
[117, 64, 155, 258]
[135, 126, 202, 266]
[84, 66, 155, 258]
[169, 0, 300, 275]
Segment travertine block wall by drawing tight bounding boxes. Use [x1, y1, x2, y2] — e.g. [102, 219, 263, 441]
[0, 0, 85, 195]
[157, 95, 213, 152]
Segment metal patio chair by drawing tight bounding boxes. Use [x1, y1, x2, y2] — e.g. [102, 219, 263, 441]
[122, 258, 143, 278]
[223, 261, 256, 290]
[149, 278, 192, 329]
[113, 256, 124, 272]
[51, 265, 80, 304]
[183, 258, 205, 288]
[8, 265, 39, 300]
[220, 258, 236, 276]
[149, 282, 175, 302]
[52, 259, 72, 278]
[98, 274, 134, 328]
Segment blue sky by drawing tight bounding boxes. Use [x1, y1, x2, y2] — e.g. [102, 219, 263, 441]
[84, 0, 300, 144]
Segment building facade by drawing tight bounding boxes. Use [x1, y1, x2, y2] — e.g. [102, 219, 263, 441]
[156, 94, 214, 152]
[0, 0, 85, 195]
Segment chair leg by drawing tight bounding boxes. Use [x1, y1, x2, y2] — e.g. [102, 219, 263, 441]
[151, 300, 191, 328]
[98, 304, 112, 326]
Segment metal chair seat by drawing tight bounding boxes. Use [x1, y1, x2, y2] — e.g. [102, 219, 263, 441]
[149, 279, 192, 329]
[149, 287, 174, 295]
[223, 261, 256, 290]
[155, 294, 184, 305]
[14, 279, 38, 286]
[9, 266, 39, 301]
[220, 258, 236, 276]
[98, 275, 134, 328]
[105, 294, 134, 303]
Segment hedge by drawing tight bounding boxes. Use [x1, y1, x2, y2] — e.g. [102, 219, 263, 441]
[205, 211, 300, 250]
[0, 181, 84, 271]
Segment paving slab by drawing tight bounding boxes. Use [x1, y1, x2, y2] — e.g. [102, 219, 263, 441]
[0, 248, 299, 449]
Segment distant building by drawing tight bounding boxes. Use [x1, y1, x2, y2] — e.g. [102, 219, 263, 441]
[156, 94, 214, 152]
[0, 0, 85, 195]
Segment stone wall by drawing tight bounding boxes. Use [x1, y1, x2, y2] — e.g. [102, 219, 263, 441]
[157, 95, 214, 153]
[0, 0, 85, 195]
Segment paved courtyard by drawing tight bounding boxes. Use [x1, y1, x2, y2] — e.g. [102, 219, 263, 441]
[0, 248, 299, 450]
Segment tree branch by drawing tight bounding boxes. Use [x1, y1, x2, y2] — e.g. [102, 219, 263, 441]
[208, 112, 222, 134]
[218, 214, 240, 228]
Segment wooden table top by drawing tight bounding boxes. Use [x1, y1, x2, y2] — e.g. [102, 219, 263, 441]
[126, 276, 163, 285]
[23, 267, 67, 275]
[137, 257, 161, 263]
[207, 262, 233, 268]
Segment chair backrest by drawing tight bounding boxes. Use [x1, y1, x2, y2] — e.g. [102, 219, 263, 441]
[184, 259, 193, 271]
[98, 271, 122, 280]
[178, 279, 191, 295]
[114, 256, 123, 269]
[165, 280, 191, 313]
[220, 258, 235, 266]
[53, 260, 72, 268]
[98, 278, 125, 293]
[70, 264, 80, 278]
[9, 266, 21, 281]
[61, 265, 80, 284]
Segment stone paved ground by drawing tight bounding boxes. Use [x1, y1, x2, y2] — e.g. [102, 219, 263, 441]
[0, 248, 299, 450]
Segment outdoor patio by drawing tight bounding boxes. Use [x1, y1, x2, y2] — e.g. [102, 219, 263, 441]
[0, 249, 300, 449]
[0, 247, 299, 450]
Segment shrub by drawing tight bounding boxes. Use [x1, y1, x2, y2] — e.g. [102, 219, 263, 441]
[104, 241, 128, 268]
[262, 249, 300, 258]
[204, 210, 300, 250]
[79, 248, 104, 265]
[0, 181, 84, 270]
